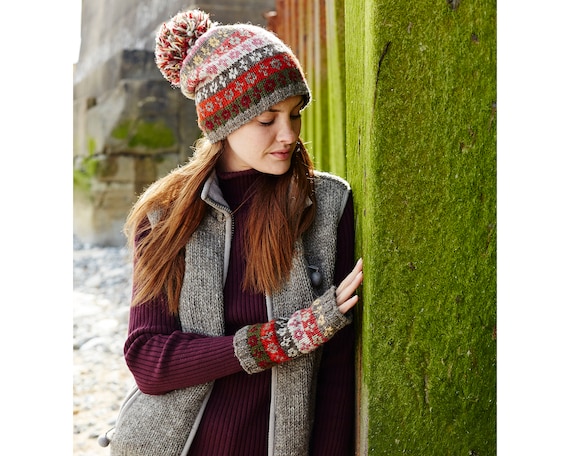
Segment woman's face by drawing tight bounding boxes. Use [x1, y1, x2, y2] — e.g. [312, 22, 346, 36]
[218, 96, 304, 175]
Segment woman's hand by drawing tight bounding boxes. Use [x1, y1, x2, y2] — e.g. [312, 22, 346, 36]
[336, 258, 363, 314]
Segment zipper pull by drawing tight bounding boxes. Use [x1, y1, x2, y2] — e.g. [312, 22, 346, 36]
[98, 427, 114, 447]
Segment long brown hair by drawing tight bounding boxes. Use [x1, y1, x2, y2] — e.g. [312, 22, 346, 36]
[124, 138, 316, 314]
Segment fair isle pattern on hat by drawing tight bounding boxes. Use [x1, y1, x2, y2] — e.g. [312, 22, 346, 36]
[181, 25, 310, 142]
[155, 10, 311, 143]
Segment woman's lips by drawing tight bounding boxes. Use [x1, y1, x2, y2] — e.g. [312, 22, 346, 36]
[270, 150, 291, 160]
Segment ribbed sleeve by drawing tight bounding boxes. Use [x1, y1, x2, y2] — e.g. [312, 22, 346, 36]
[124, 296, 243, 394]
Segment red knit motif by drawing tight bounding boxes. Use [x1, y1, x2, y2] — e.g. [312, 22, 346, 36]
[200, 74, 302, 133]
[197, 52, 295, 118]
[246, 306, 330, 369]
[260, 321, 290, 363]
[287, 308, 328, 353]
[183, 28, 255, 96]
[246, 327, 274, 370]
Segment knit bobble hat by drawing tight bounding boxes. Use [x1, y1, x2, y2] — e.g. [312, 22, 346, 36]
[155, 9, 311, 143]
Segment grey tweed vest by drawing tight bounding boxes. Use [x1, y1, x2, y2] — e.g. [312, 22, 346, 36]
[110, 171, 351, 456]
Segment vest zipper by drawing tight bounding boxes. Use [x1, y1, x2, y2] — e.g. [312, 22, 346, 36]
[204, 197, 233, 283]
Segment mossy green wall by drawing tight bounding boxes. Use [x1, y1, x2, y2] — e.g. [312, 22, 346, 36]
[344, 0, 497, 453]
[299, 0, 346, 177]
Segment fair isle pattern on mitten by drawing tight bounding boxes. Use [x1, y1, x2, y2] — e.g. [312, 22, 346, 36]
[234, 287, 351, 374]
[246, 320, 289, 371]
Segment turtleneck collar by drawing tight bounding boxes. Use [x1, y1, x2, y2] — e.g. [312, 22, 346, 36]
[216, 168, 262, 212]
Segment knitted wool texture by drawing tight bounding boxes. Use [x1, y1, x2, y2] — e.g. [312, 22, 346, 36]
[234, 287, 349, 373]
[155, 9, 311, 143]
[109, 172, 351, 456]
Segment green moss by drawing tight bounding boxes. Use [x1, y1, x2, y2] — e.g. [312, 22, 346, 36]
[73, 168, 91, 195]
[346, 0, 496, 453]
[298, 0, 346, 177]
[88, 137, 97, 156]
[111, 121, 130, 140]
[73, 144, 101, 194]
[324, 0, 347, 177]
[112, 119, 176, 149]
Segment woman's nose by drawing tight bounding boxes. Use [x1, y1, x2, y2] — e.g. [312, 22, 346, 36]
[277, 120, 298, 145]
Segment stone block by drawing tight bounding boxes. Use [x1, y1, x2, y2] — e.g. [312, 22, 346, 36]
[74, 75, 199, 246]
[74, 150, 186, 246]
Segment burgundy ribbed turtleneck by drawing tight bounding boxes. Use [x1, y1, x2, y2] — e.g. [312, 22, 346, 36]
[124, 169, 355, 455]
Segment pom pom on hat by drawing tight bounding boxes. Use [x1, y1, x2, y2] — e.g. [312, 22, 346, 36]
[155, 9, 216, 87]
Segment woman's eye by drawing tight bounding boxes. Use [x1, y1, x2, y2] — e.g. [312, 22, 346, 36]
[257, 113, 301, 126]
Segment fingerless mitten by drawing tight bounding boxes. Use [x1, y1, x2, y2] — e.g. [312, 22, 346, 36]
[233, 286, 352, 374]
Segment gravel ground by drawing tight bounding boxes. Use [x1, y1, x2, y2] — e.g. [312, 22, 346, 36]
[73, 238, 134, 456]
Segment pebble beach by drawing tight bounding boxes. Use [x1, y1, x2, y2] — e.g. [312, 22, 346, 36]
[73, 237, 134, 456]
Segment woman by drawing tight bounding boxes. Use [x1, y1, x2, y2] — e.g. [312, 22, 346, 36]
[106, 9, 363, 456]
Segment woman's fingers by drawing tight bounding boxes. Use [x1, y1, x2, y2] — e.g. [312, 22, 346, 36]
[337, 291, 360, 314]
[336, 258, 363, 314]
[336, 258, 363, 297]
[337, 269, 363, 304]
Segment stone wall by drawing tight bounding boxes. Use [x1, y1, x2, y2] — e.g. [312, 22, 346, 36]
[73, 0, 275, 246]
